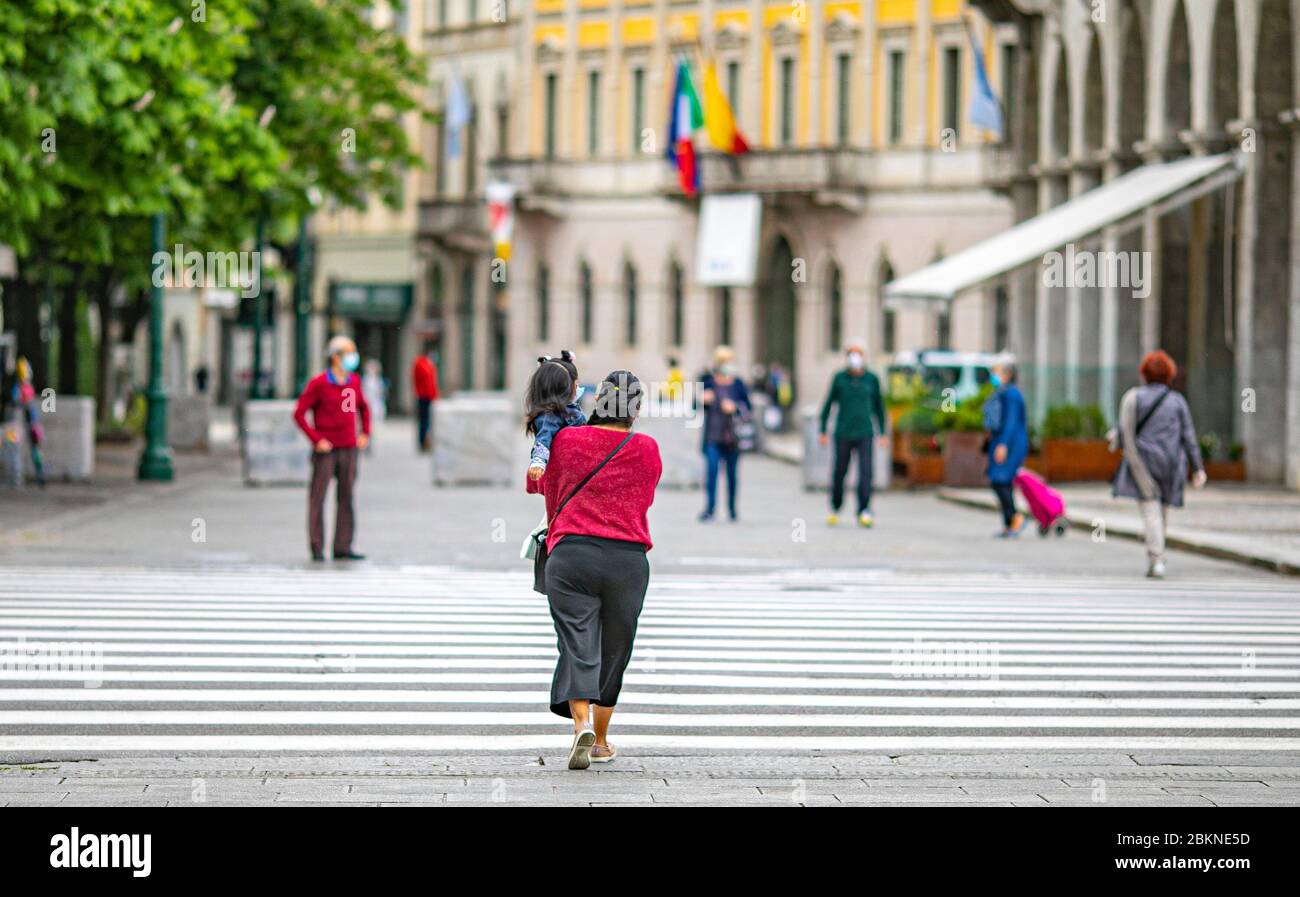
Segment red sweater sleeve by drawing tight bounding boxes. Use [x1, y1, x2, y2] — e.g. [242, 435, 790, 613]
[429, 362, 439, 400]
[294, 378, 323, 444]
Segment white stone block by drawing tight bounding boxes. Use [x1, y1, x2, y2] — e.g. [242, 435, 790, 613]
[168, 395, 211, 451]
[432, 394, 529, 487]
[635, 403, 704, 489]
[801, 406, 890, 492]
[242, 399, 310, 486]
[23, 395, 96, 481]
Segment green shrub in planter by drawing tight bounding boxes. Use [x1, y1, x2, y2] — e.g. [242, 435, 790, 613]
[933, 384, 994, 433]
[1042, 403, 1108, 439]
[895, 405, 940, 436]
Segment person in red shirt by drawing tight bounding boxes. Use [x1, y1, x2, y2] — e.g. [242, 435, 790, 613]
[293, 335, 371, 561]
[526, 370, 662, 769]
[411, 342, 439, 452]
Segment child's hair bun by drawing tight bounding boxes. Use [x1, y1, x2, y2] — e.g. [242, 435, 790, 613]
[536, 355, 550, 365]
[560, 349, 575, 363]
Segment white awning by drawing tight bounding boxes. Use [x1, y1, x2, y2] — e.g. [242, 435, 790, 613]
[883, 153, 1245, 307]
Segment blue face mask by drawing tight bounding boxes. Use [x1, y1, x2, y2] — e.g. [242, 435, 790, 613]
[341, 352, 361, 372]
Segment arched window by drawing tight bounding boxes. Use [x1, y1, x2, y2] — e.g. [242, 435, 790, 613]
[826, 262, 843, 351]
[579, 261, 593, 344]
[668, 261, 684, 348]
[624, 261, 638, 346]
[536, 262, 550, 342]
[879, 260, 896, 354]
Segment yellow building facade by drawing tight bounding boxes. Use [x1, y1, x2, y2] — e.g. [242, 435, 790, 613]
[487, 0, 1017, 407]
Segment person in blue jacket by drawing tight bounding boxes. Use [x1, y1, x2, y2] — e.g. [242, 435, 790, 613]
[982, 362, 1029, 537]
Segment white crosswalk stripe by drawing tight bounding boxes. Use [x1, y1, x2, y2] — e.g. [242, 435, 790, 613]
[1, 565, 1299, 754]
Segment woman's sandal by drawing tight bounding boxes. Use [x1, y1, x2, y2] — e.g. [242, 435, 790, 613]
[567, 725, 596, 770]
[590, 743, 617, 763]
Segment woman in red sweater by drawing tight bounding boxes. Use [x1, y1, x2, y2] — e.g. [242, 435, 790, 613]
[526, 371, 662, 769]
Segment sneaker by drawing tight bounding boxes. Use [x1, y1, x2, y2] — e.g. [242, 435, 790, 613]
[567, 725, 596, 770]
[827, 513, 840, 527]
[698, 511, 714, 523]
[590, 743, 617, 763]
[858, 511, 874, 528]
[1146, 560, 1167, 579]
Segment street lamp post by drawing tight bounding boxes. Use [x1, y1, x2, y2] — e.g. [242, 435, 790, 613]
[250, 213, 267, 399]
[138, 212, 174, 482]
[294, 214, 312, 394]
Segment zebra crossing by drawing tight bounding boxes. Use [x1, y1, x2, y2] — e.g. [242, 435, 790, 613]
[1, 564, 1299, 755]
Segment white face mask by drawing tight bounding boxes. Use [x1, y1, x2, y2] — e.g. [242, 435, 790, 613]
[847, 352, 864, 370]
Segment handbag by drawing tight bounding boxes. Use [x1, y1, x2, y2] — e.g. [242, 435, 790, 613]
[532, 432, 634, 594]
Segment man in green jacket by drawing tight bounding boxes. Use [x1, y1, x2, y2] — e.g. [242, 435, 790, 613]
[819, 340, 887, 527]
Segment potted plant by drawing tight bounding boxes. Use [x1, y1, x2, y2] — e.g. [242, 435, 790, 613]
[1041, 403, 1119, 481]
[934, 385, 992, 488]
[894, 404, 944, 486]
[1198, 431, 1247, 481]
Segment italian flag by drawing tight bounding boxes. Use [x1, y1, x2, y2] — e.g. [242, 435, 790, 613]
[665, 59, 704, 196]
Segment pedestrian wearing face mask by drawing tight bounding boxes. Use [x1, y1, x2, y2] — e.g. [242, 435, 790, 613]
[293, 334, 372, 561]
[818, 340, 887, 527]
[699, 345, 751, 522]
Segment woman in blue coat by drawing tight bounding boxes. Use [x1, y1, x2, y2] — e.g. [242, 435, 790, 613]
[982, 362, 1029, 537]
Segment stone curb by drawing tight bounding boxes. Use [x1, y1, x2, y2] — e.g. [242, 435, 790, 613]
[938, 488, 1300, 577]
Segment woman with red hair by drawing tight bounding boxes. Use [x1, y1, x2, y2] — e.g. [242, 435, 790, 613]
[1111, 350, 1207, 578]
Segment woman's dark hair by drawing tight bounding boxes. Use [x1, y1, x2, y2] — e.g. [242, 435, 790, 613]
[589, 370, 643, 428]
[524, 350, 579, 435]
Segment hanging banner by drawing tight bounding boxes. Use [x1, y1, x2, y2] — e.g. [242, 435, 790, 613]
[696, 193, 762, 287]
[486, 182, 517, 262]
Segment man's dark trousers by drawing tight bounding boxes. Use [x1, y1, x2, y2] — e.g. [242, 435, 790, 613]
[416, 397, 433, 449]
[831, 436, 873, 514]
[309, 447, 358, 556]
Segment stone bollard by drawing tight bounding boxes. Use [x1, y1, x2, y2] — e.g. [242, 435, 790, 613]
[168, 395, 212, 452]
[633, 400, 703, 489]
[801, 406, 890, 492]
[432, 393, 529, 487]
[27, 395, 96, 481]
[242, 399, 310, 486]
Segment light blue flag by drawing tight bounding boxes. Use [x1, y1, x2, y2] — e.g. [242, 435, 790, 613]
[445, 69, 470, 158]
[967, 31, 1004, 140]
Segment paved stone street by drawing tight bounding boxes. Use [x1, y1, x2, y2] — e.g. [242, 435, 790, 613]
[0, 419, 1296, 806]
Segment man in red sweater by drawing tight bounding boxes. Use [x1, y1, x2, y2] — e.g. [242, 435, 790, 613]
[411, 341, 439, 452]
[294, 335, 371, 561]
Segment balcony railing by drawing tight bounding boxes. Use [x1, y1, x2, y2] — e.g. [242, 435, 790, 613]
[488, 145, 1004, 204]
[418, 199, 490, 252]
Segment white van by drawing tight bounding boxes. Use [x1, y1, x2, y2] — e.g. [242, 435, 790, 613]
[887, 349, 1014, 401]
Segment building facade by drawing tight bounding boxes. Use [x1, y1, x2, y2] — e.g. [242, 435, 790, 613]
[973, 0, 1300, 485]
[480, 0, 1018, 405]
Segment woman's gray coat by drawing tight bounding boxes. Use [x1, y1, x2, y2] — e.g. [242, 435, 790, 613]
[1111, 383, 1204, 508]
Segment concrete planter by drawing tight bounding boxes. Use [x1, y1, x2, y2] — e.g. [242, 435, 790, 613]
[433, 393, 528, 487]
[1, 395, 96, 482]
[906, 454, 945, 486]
[1203, 459, 1246, 481]
[635, 404, 703, 489]
[168, 395, 211, 452]
[942, 430, 987, 487]
[242, 399, 310, 486]
[1043, 437, 1120, 481]
[799, 407, 890, 492]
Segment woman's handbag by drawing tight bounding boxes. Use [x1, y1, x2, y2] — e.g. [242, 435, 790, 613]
[532, 432, 634, 595]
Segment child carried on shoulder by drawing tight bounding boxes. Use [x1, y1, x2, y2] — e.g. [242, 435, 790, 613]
[521, 350, 586, 560]
[525, 350, 586, 481]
